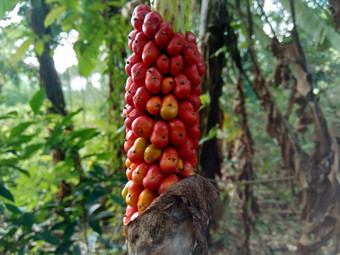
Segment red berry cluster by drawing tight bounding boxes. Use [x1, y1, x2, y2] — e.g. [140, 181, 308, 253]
[122, 4, 205, 225]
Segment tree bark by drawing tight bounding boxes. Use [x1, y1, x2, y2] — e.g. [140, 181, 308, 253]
[125, 175, 219, 255]
[198, 0, 225, 179]
[29, 0, 66, 116]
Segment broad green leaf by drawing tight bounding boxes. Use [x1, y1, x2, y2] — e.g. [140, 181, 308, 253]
[13, 37, 34, 62]
[110, 194, 124, 206]
[22, 143, 43, 159]
[35, 231, 60, 245]
[279, 0, 340, 52]
[29, 89, 45, 115]
[0, 0, 19, 19]
[88, 216, 102, 234]
[44, 6, 66, 28]
[86, 185, 106, 205]
[59, 109, 82, 127]
[95, 211, 115, 220]
[0, 204, 4, 214]
[55, 241, 73, 254]
[5, 203, 21, 214]
[35, 39, 45, 56]
[10, 121, 33, 138]
[0, 185, 14, 202]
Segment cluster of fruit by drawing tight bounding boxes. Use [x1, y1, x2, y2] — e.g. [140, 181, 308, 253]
[122, 4, 205, 225]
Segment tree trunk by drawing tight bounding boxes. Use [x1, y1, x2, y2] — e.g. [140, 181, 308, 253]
[125, 175, 219, 255]
[198, 0, 225, 179]
[29, 0, 66, 116]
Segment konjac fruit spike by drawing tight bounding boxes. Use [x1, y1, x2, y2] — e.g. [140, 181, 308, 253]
[186, 94, 201, 111]
[160, 94, 178, 121]
[150, 120, 169, 148]
[166, 32, 185, 56]
[142, 11, 162, 39]
[127, 137, 149, 163]
[170, 54, 184, 76]
[183, 64, 201, 87]
[155, 21, 174, 48]
[143, 164, 165, 191]
[125, 53, 142, 76]
[173, 72, 191, 99]
[185, 31, 196, 44]
[168, 118, 187, 146]
[142, 40, 161, 66]
[132, 116, 155, 139]
[132, 4, 151, 16]
[146, 96, 162, 115]
[132, 32, 149, 56]
[128, 30, 138, 51]
[159, 146, 179, 173]
[145, 66, 163, 94]
[178, 137, 195, 161]
[138, 189, 156, 213]
[123, 3, 206, 220]
[131, 62, 148, 86]
[178, 101, 199, 127]
[156, 54, 170, 74]
[133, 86, 151, 111]
[144, 144, 162, 164]
[187, 123, 200, 140]
[132, 162, 150, 185]
[161, 77, 174, 94]
[131, 11, 148, 31]
[157, 174, 179, 195]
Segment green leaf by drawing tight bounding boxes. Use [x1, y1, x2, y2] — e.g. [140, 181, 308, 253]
[279, 0, 340, 52]
[29, 89, 45, 115]
[110, 194, 124, 206]
[0, 0, 19, 19]
[44, 6, 66, 27]
[88, 216, 102, 234]
[35, 39, 45, 56]
[5, 203, 21, 214]
[55, 241, 73, 254]
[0, 185, 14, 202]
[199, 125, 218, 145]
[35, 231, 60, 245]
[86, 185, 106, 205]
[95, 210, 115, 220]
[22, 143, 43, 159]
[10, 121, 33, 138]
[13, 37, 34, 62]
[59, 109, 82, 127]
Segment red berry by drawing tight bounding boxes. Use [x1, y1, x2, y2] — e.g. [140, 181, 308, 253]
[131, 62, 148, 86]
[128, 30, 138, 51]
[155, 21, 174, 48]
[131, 11, 148, 31]
[145, 66, 163, 94]
[132, 32, 150, 56]
[142, 40, 161, 66]
[173, 72, 191, 99]
[170, 54, 184, 76]
[125, 53, 142, 76]
[156, 54, 170, 74]
[142, 11, 162, 39]
[183, 64, 201, 87]
[133, 86, 152, 111]
[185, 31, 196, 44]
[166, 32, 185, 56]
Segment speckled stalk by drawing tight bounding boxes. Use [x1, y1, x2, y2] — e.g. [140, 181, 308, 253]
[150, 0, 188, 33]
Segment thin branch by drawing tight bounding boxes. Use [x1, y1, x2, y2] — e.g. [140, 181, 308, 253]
[227, 176, 295, 185]
[256, 0, 277, 39]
